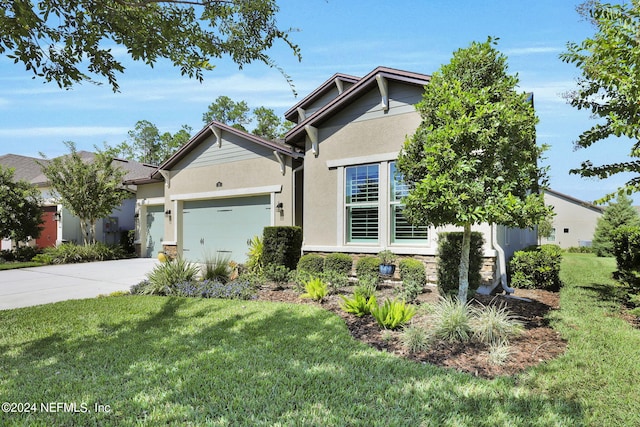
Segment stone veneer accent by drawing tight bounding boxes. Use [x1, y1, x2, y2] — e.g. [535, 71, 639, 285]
[162, 244, 178, 260]
[303, 252, 496, 285]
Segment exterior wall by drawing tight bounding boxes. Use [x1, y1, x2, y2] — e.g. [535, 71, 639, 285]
[541, 191, 603, 248]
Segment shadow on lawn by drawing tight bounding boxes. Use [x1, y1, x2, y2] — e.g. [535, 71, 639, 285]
[1, 297, 584, 426]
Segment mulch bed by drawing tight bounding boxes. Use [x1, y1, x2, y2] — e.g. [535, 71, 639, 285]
[257, 283, 567, 379]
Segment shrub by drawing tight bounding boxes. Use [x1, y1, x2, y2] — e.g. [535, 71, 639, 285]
[565, 246, 596, 253]
[297, 254, 324, 274]
[0, 250, 15, 262]
[437, 232, 484, 298]
[370, 298, 416, 330]
[431, 297, 473, 343]
[398, 258, 426, 303]
[246, 235, 264, 273]
[13, 246, 40, 262]
[201, 253, 232, 283]
[402, 325, 430, 353]
[471, 302, 523, 345]
[43, 242, 126, 264]
[340, 293, 377, 317]
[353, 278, 377, 299]
[509, 244, 563, 291]
[355, 256, 381, 279]
[200, 280, 256, 300]
[301, 277, 328, 302]
[262, 226, 303, 270]
[612, 226, 640, 295]
[290, 269, 314, 293]
[321, 270, 349, 294]
[324, 253, 353, 275]
[144, 258, 200, 295]
[263, 263, 291, 286]
[31, 253, 53, 264]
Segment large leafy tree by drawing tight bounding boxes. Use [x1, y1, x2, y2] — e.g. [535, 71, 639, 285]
[108, 120, 192, 165]
[252, 106, 293, 140]
[397, 38, 552, 302]
[592, 193, 640, 257]
[0, 0, 300, 92]
[39, 142, 129, 245]
[561, 1, 640, 202]
[0, 166, 43, 244]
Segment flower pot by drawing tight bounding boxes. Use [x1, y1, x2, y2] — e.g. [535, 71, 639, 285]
[379, 264, 396, 276]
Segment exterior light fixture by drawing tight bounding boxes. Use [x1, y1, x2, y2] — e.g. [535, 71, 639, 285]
[165, 209, 172, 216]
[54, 211, 61, 221]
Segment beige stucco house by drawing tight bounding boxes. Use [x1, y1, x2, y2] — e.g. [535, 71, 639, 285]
[130, 66, 541, 291]
[541, 189, 604, 248]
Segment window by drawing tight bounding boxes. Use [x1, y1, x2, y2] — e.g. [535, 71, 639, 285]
[390, 162, 428, 243]
[346, 164, 379, 242]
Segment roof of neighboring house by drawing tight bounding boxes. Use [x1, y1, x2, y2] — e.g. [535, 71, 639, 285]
[0, 152, 157, 188]
[544, 188, 605, 214]
[284, 73, 361, 123]
[285, 66, 431, 147]
[131, 120, 303, 183]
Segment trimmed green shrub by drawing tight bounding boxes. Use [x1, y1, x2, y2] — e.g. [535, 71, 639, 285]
[14, 246, 40, 262]
[297, 253, 324, 274]
[262, 226, 303, 270]
[321, 270, 349, 294]
[509, 244, 563, 291]
[43, 242, 126, 264]
[355, 256, 381, 279]
[399, 258, 426, 303]
[436, 232, 484, 298]
[612, 225, 640, 297]
[324, 253, 353, 275]
[263, 263, 291, 285]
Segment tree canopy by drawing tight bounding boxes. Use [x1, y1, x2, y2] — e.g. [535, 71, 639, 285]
[39, 142, 129, 245]
[561, 0, 640, 202]
[397, 38, 551, 302]
[0, 0, 300, 92]
[592, 193, 640, 257]
[0, 165, 43, 244]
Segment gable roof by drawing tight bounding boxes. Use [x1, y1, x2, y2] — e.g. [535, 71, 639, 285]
[284, 73, 361, 123]
[124, 120, 304, 184]
[544, 188, 605, 214]
[285, 66, 431, 147]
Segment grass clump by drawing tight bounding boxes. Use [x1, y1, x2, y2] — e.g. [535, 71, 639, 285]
[340, 293, 377, 317]
[402, 324, 430, 353]
[430, 297, 473, 343]
[140, 257, 199, 295]
[371, 298, 416, 330]
[471, 301, 524, 345]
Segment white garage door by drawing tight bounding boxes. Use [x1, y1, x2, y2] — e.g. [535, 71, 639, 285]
[182, 196, 271, 263]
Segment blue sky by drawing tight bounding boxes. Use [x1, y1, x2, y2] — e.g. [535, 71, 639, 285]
[0, 0, 634, 204]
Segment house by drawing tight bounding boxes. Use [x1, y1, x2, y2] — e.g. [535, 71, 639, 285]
[541, 189, 604, 248]
[129, 66, 539, 291]
[0, 152, 156, 250]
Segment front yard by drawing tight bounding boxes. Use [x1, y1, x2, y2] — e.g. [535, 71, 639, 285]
[0, 253, 638, 426]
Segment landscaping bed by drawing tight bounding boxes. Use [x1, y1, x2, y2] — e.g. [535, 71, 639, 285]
[257, 282, 566, 379]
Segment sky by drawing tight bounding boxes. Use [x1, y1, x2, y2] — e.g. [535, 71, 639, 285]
[0, 0, 635, 204]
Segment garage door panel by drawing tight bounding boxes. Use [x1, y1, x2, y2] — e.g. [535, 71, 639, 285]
[182, 196, 270, 262]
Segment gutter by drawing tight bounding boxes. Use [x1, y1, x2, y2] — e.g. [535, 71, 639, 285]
[492, 224, 514, 294]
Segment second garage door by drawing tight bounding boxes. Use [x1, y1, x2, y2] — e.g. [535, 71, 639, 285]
[182, 196, 271, 263]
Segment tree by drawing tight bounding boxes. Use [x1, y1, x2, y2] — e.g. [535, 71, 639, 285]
[202, 96, 251, 131]
[561, 1, 640, 203]
[592, 193, 640, 256]
[1, 0, 300, 92]
[108, 120, 192, 165]
[202, 96, 293, 139]
[0, 165, 43, 244]
[39, 142, 129, 245]
[397, 38, 552, 303]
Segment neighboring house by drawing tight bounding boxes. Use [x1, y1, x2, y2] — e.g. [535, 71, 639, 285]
[125, 121, 303, 262]
[541, 189, 604, 248]
[0, 152, 156, 249]
[129, 66, 539, 291]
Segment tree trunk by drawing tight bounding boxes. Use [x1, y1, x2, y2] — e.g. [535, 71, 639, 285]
[458, 223, 472, 303]
[80, 220, 89, 246]
[90, 220, 97, 245]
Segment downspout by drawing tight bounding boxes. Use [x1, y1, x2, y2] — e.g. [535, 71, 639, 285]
[292, 163, 304, 227]
[492, 224, 514, 294]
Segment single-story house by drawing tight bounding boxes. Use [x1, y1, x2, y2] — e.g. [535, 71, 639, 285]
[541, 189, 604, 248]
[0, 152, 156, 250]
[128, 66, 540, 291]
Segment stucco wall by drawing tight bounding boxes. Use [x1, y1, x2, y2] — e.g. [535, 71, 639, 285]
[541, 191, 602, 248]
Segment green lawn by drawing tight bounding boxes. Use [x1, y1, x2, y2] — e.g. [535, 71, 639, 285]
[0, 253, 638, 426]
[0, 262, 43, 270]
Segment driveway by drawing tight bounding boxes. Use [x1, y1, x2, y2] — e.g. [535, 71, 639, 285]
[0, 258, 159, 310]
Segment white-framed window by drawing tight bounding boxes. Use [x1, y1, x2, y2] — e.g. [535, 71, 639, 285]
[345, 164, 379, 243]
[389, 161, 429, 243]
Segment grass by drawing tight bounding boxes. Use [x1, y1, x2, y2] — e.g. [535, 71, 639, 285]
[0, 253, 637, 425]
[0, 262, 43, 270]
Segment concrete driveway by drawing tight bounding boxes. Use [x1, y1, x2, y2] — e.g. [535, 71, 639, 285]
[0, 258, 159, 310]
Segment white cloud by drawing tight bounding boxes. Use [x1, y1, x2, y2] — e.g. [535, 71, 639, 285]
[0, 126, 130, 138]
[505, 46, 563, 56]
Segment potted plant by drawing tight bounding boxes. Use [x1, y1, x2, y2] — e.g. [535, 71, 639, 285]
[377, 249, 397, 276]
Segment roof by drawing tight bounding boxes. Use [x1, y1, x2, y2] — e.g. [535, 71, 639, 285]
[285, 66, 431, 147]
[0, 152, 157, 188]
[544, 189, 605, 214]
[143, 120, 303, 181]
[284, 73, 361, 123]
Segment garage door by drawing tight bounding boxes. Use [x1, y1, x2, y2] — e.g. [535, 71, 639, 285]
[182, 196, 271, 263]
[145, 205, 165, 258]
